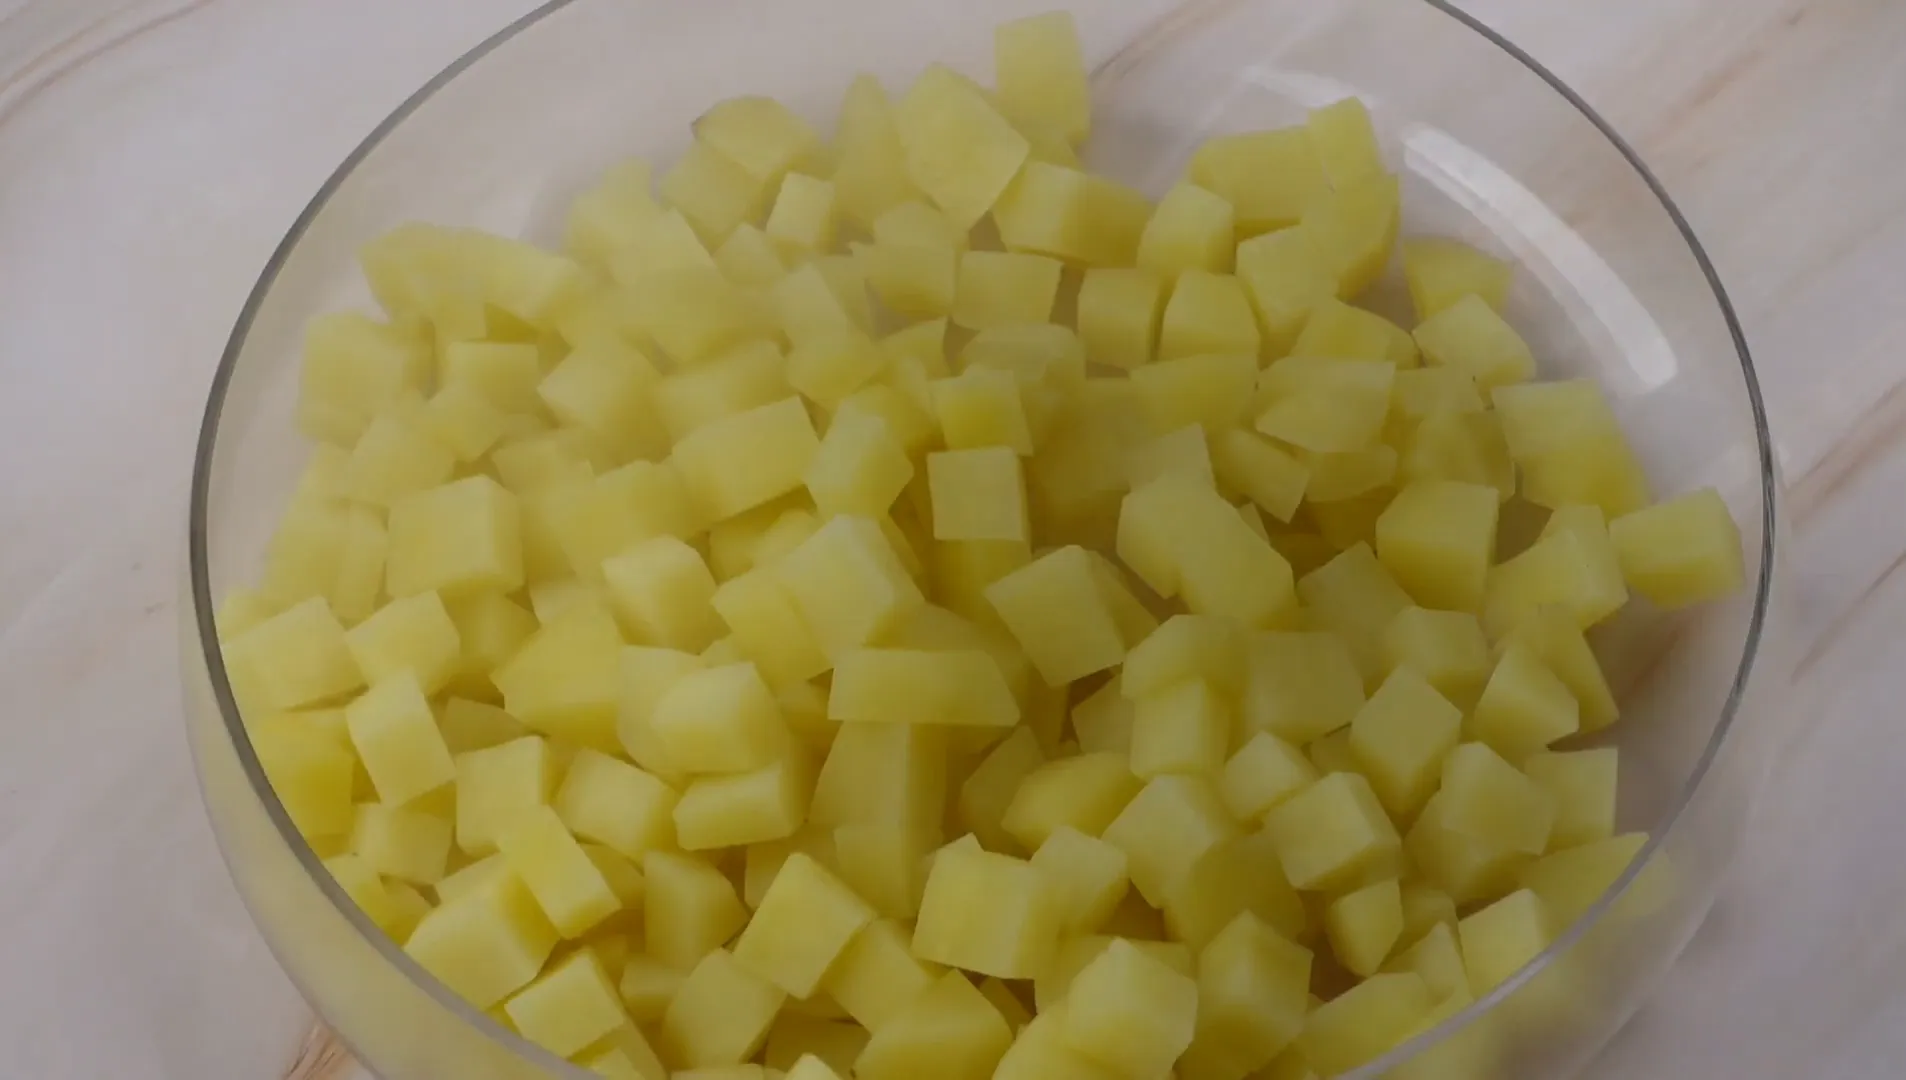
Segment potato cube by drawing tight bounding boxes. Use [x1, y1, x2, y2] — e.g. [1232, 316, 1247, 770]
[350, 801, 452, 885]
[1294, 971, 1433, 1075]
[1306, 729, 1359, 777]
[496, 804, 621, 937]
[224, 596, 363, 712]
[404, 874, 558, 1008]
[1491, 379, 1650, 516]
[764, 173, 838, 256]
[779, 515, 925, 659]
[1439, 742, 1555, 855]
[1238, 631, 1365, 744]
[812, 722, 947, 833]
[803, 412, 912, 519]
[1004, 752, 1142, 851]
[451, 734, 556, 855]
[1297, 543, 1413, 683]
[1220, 733, 1318, 823]
[298, 312, 431, 445]
[551, 748, 676, 860]
[1185, 911, 1312, 1079]
[991, 163, 1151, 267]
[251, 719, 356, 840]
[1235, 226, 1336, 358]
[1137, 184, 1235, 278]
[1163, 828, 1306, 947]
[1213, 429, 1309, 523]
[934, 366, 1036, 455]
[1255, 357, 1394, 454]
[1301, 444, 1396, 503]
[730, 853, 874, 996]
[896, 65, 1031, 229]
[1483, 523, 1627, 635]
[1468, 642, 1579, 761]
[659, 141, 773, 245]
[1413, 294, 1534, 390]
[1379, 606, 1491, 711]
[1076, 268, 1168, 370]
[1263, 772, 1400, 892]
[1100, 774, 1240, 906]
[1372, 480, 1499, 614]
[1609, 488, 1745, 608]
[822, 917, 944, 1030]
[613, 646, 704, 780]
[505, 949, 628, 1058]
[831, 821, 932, 919]
[716, 223, 788, 287]
[1130, 352, 1258, 438]
[957, 726, 1046, 852]
[416, 379, 508, 464]
[343, 673, 454, 806]
[856, 969, 1015, 1080]
[1398, 409, 1516, 501]
[1031, 827, 1131, 933]
[1126, 423, 1215, 490]
[386, 475, 524, 599]
[861, 241, 957, 319]
[1302, 174, 1400, 299]
[345, 591, 460, 696]
[491, 606, 622, 751]
[1119, 618, 1243, 703]
[1158, 272, 1260, 361]
[1349, 668, 1462, 818]
[710, 570, 831, 690]
[663, 947, 787, 1067]
[674, 753, 813, 849]
[914, 846, 1060, 978]
[344, 407, 456, 510]
[995, 1004, 1124, 1080]
[928, 448, 1028, 542]
[1398, 882, 1459, 945]
[651, 341, 786, 441]
[953, 251, 1063, 330]
[767, 1024, 868, 1077]
[1292, 299, 1416, 366]
[440, 594, 535, 703]
[1307, 97, 1384, 186]
[1457, 888, 1550, 994]
[1404, 793, 1526, 904]
[1061, 939, 1198, 1080]
[1119, 475, 1299, 628]
[1325, 878, 1402, 977]
[1188, 128, 1329, 235]
[1523, 749, 1618, 850]
[833, 74, 922, 230]
[696, 95, 821, 186]
[672, 397, 822, 523]
[1402, 237, 1512, 320]
[1130, 679, 1231, 780]
[643, 848, 748, 965]
[994, 10, 1091, 142]
[875, 201, 966, 250]
[787, 331, 883, 410]
[650, 662, 787, 774]
[828, 648, 1018, 727]
[539, 342, 667, 463]
[983, 546, 1129, 685]
[631, 267, 776, 368]
[1517, 833, 1647, 925]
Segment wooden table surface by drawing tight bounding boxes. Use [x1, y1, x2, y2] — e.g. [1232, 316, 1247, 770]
[1, 0, 1902, 1077]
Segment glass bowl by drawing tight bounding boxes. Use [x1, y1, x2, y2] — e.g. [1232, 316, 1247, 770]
[181, 0, 1783, 1077]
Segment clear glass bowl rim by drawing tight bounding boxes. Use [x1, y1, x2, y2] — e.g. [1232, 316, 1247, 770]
[184, 1, 1779, 1075]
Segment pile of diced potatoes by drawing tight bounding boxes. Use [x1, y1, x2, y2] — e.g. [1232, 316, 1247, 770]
[217, 10, 1747, 1080]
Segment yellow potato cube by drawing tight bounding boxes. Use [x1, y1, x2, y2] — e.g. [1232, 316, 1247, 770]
[711, 570, 831, 690]
[344, 406, 456, 510]
[650, 662, 788, 774]
[957, 726, 1047, 853]
[1062, 939, 1198, 1080]
[404, 873, 558, 1008]
[875, 200, 966, 250]
[779, 514, 926, 659]
[1302, 174, 1400, 298]
[856, 970, 1015, 1080]
[991, 163, 1151, 267]
[1004, 752, 1142, 851]
[674, 753, 813, 849]
[860, 241, 957, 319]
[1483, 522, 1628, 636]
[614, 646, 704, 779]
[1131, 352, 1259, 436]
[442, 594, 536, 702]
[953, 251, 1063, 330]
[896, 65, 1031, 230]
[1126, 423, 1215, 490]
[1158, 272, 1260, 361]
[252, 719, 357, 840]
[1032, 826, 1131, 933]
[1306, 728, 1359, 777]
[787, 331, 883, 410]
[716, 223, 788, 287]
[643, 848, 749, 967]
[1239, 630, 1365, 744]
[1235, 226, 1336, 358]
[765, 174, 838, 256]
[298, 312, 432, 445]
[1468, 642, 1579, 761]
[934, 366, 1036, 455]
[805, 411, 913, 519]
[822, 917, 943, 1030]
[828, 648, 1019, 727]
[663, 947, 787, 1067]
[1325, 878, 1402, 977]
[1413, 294, 1535, 390]
[1185, 911, 1312, 1080]
[629, 267, 776, 368]
[1101, 774, 1240, 906]
[582, 1028, 669, 1080]
[766, 1022, 868, 1076]
[1163, 828, 1306, 947]
[324, 853, 409, 937]
[659, 141, 773, 245]
[346, 672, 456, 807]
[651, 340, 788, 441]
[547, 463, 700, 582]
[417, 379, 507, 463]
[1401, 237, 1512, 320]
[1295, 971, 1433, 1076]
[539, 343, 667, 465]
[1121, 615, 1246, 701]
[1118, 475, 1299, 628]
[1262, 772, 1400, 892]
[732, 853, 874, 996]
[1457, 888, 1550, 994]
[1609, 488, 1745, 608]
[994, 1004, 1124, 1080]
[1405, 792, 1526, 904]
[1297, 543, 1414, 683]
[814, 722, 949, 833]
[928, 447, 1029, 542]
[1491, 379, 1650, 516]
[453, 734, 556, 856]
[496, 804, 621, 938]
[1379, 606, 1491, 710]
[1384, 919, 1468, 1003]
[224, 596, 364, 712]
[994, 10, 1091, 143]
[1373, 480, 1499, 614]
[1220, 733, 1318, 823]
[1076, 268, 1168, 370]
[505, 949, 628, 1058]
[1130, 678, 1232, 780]
[491, 605, 622, 750]
[1349, 668, 1462, 818]
[832, 74, 922, 230]
[553, 748, 677, 860]
[984, 546, 1130, 685]
[1522, 749, 1618, 850]
[1439, 742, 1555, 855]
[432, 851, 509, 905]
[1399, 882, 1459, 946]
[386, 475, 524, 599]
[1307, 97, 1384, 187]
[1188, 128, 1329, 235]
[600, 536, 720, 652]
[1137, 184, 1235, 278]
[914, 845, 1061, 978]
[582, 845, 646, 912]
[1255, 357, 1394, 454]
[1398, 409, 1515, 501]
[831, 820, 932, 919]
[672, 397, 822, 523]
[350, 802, 452, 886]
[1293, 299, 1416, 366]
[1300, 444, 1396, 503]
[560, 161, 661, 271]
[345, 591, 460, 696]
[696, 95, 822, 186]
[1517, 832, 1647, 925]
[1212, 428, 1309, 524]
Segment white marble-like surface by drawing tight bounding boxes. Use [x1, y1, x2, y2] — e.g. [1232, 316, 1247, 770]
[0, 1, 1903, 1077]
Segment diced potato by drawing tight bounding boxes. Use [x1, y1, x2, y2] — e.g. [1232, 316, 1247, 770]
[644, 851, 750, 969]
[896, 65, 1031, 229]
[660, 141, 774, 245]
[914, 845, 1060, 978]
[716, 224, 789, 287]
[223, 596, 363, 713]
[803, 411, 912, 519]
[551, 748, 676, 860]
[1158, 272, 1260, 361]
[992, 163, 1151, 267]
[1235, 227, 1335, 358]
[1004, 752, 1143, 851]
[1374, 480, 1498, 613]
[1213, 429, 1309, 523]
[928, 447, 1029, 542]
[856, 970, 1015, 1080]
[1183, 911, 1311, 1080]
[861, 241, 957, 319]
[672, 397, 822, 523]
[583, 1030, 669, 1080]
[1300, 444, 1396, 503]
[1130, 678, 1231, 780]
[344, 406, 457, 510]
[1405, 792, 1527, 905]
[813, 719, 949, 834]
[732, 853, 874, 996]
[1118, 474, 1299, 628]
[994, 11, 1091, 143]
[560, 164, 658, 269]
[1062, 939, 1199, 1080]
[1292, 299, 1416, 366]
[405, 874, 558, 1008]
[828, 648, 1019, 727]
[1220, 733, 1318, 823]
[350, 801, 453, 885]
[1137, 184, 1235, 278]
[505, 949, 628, 1058]
[770, 263, 865, 346]
[1349, 668, 1462, 818]
[491, 605, 623, 750]
[1468, 642, 1579, 761]
[766, 1022, 869, 1077]
[778, 515, 925, 659]
[822, 917, 944, 1030]
[985, 545, 1133, 685]
[995, 1003, 1124, 1080]
[935, 366, 1036, 455]
[1439, 743, 1555, 855]
[651, 341, 787, 442]
[1306, 728, 1359, 778]
[765, 174, 839, 256]
[1518, 832, 1647, 925]
[1100, 774, 1239, 906]
[1239, 631, 1366, 744]
[1307, 98, 1384, 186]
[345, 591, 461, 696]
[1188, 128, 1329, 235]
[833, 75, 921, 229]
[251, 718, 357, 840]
[539, 342, 667, 465]
[1391, 366, 1485, 423]
[1386, 919, 1467, 1003]
[710, 570, 832, 690]
[1398, 409, 1515, 501]
[344, 672, 455, 807]
[697, 96, 822, 187]
[298, 313, 432, 445]
[953, 251, 1063, 330]
[1414, 294, 1535, 389]
[1457, 888, 1550, 995]
[1076, 268, 1168, 370]
[496, 804, 621, 938]
[1325, 879, 1402, 977]
[452, 734, 556, 856]
[662, 947, 788, 1068]
[1399, 882, 1459, 946]
[1162, 828, 1306, 948]
[385, 474, 524, 600]
[1609, 488, 1745, 608]
[1256, 357, 1394, 454]
[1262, 772, 1400, 893]
[650, 662, 788, 774]
[1491, 379, 1650, 516]
[957, 726, 1046, 852]
[1031, 827, 1131, 933]
[1523, 749, 1618, 850]
[673, 758, 809, 849]
[1483, 519, 1627, 636]
[1302, 174, 1400, 299]
[1401, 237, 1512, 320]
[1295, 971, 1433, 1076]
[1130, 352, 1258, 437]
